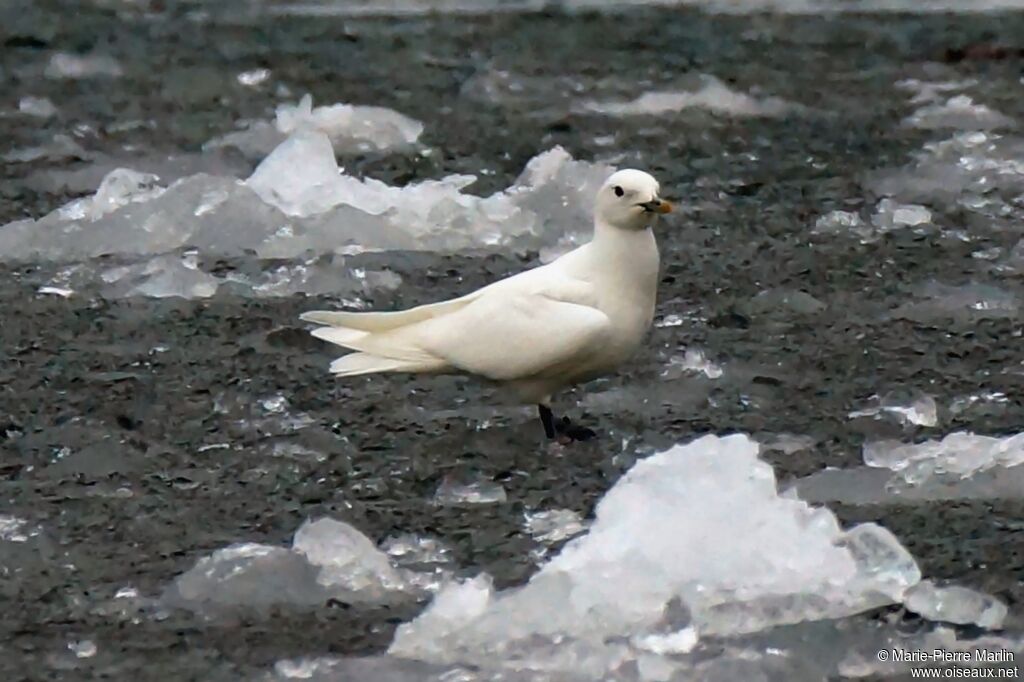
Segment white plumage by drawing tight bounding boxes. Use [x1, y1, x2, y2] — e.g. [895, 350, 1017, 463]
[301, 168, 671, 439]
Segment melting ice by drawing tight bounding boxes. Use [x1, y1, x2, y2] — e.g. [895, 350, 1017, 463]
[205, 94, 424, 160]
[0, 130, 610, 299]
[256, 433, 1021, 681]
[165, 517, 438, 614]
[580, 74, 791, 118]
[383, 434, 920, 679]
[796, 431, 1024, 504]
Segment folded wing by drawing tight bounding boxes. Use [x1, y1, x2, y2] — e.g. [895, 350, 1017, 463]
[303, 275, 611, 381]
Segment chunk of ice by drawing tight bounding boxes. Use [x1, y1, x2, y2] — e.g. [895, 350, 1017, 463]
[873, 198, 932, 231]
[581, 75, 790, 118]
[433, 476, 507, 506]
[68, 640, 97, 659]
[896, 78, 977, 105]
[237, 68, 270, 87]
[661, 348, 723, 380]
[523, 509, 587, 545]
[864, 431, 1024, 485]
[849, 389, 939, 428]
[0, 515, 32, 542]
[869, 131, 1024, 223]
[168, 543, 326, 610]
[101, 252, 220, 299]
[3, 134, 85, 164]
[904, 580, 1007, 629]
[206, 94, 423, 159]
[18, 96, 57, 118]
[0, 135, 610, 299]
[812, 210, 871, 239]
[45, 52, 123, 79]
[903, 95, 1015, 131]
[166, 516, 424, 614]
[654, 313, 684, 328]
[382, 534, 453, 568]
[294, 518, 406, 596]
[387, 435, 921, 678]
[37, 285, 74, 298]
[380, 534, 455, 594]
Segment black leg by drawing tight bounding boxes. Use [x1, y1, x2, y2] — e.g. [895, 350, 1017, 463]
[538, 404, 556, 439]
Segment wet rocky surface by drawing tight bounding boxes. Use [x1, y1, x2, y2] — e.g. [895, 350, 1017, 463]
[3, 1, 1024, 680]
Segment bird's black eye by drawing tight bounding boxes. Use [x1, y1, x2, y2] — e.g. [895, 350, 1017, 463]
[613, 185, 624, 197]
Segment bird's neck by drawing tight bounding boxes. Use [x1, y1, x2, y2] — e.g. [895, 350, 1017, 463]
[590, 218, 658, 261]
[585, 218, 660, 288]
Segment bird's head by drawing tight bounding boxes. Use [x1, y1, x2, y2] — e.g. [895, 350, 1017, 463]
[594, 169, 671, 231]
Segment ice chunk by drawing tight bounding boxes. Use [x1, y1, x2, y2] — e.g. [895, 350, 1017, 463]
[246, 130, 386, 216]
[872, 198, 932, 231]
[654, 313, 684, 328]
[812, 210, 871, 239]
[293, 517, 405, 596]
[896, 78, 978, 105]
[167, 517, 423, 614]
[387, 435, 921, 679]
[849, 389, 939, 428]
[949, 391, 1010, 416]
[168, 543, 326, 610]
[904, 95, 1014, 130]
[382, 534, 452, 568]
[869, 131, 1024, 222]
[45, 52, 123, 79]
[237, 68, 270, 87]
[276, 94, 423, 151]
[864, 431, 1024, 484]
[101, 252, 221, 299]
[581, 75, 790, 118]
[381, 534, 455, 595]
[18, 96, 57, 118]
[795, 460, 1024, 505]
[3, 134, 85, 163]
[904, 580, 1007, 629]
[206, 94, 423, 159]
[5, 137, 609, 260]
[0, 515, 32, 542]
[67, 168, 165, 221]
[433, 476, 507, 506]
[523, 509, 587, 545]
[37, 285, 74, 298]
[661, 348, 723, 380]
[0, 136, 610, 299]
[68, 640, 97, 659]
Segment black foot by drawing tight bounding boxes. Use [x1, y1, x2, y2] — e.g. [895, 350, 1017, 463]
[537, 405, 596, 442]
[555, 417, 597, 442]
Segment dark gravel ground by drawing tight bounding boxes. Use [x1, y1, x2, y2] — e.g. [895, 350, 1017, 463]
[3, 2, 1024, 680]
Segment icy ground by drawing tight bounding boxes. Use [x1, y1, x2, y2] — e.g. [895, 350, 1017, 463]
[0, 69, 802, 301]
[2, 131, 610, 299]
[235, 435, 1012, 681]
[5, 3, 1024, 682]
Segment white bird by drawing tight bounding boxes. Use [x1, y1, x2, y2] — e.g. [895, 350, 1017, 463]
[301, 169, 671, 441]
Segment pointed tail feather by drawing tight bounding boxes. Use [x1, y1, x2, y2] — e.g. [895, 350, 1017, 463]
[311, 326, 369, 346]
[300, 295, 476, 333]
[328, 352, 445, 376]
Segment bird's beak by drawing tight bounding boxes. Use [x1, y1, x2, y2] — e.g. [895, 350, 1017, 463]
[640, 198, 673, 214]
